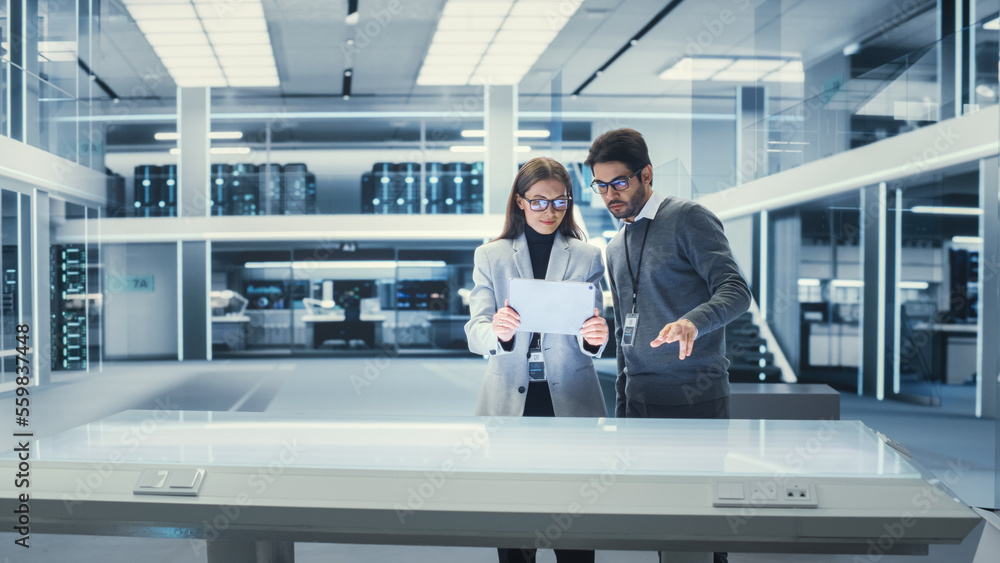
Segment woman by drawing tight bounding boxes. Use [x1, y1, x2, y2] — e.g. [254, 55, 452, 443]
[465, 157, 608, 563]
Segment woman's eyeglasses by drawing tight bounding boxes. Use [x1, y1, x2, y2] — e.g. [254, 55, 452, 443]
[520, 195, 571, 212]
[590, 169, 640, 194]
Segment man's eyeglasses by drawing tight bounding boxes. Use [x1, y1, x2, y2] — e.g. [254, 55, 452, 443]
[590, 169, 641, 194]
[520, 195, 571, 211]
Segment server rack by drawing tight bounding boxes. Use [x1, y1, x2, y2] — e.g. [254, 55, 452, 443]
[390, 162, 420, 214]
[306, 172, 317, 214]
[133, 165, 161, 217]
[230, 163, 260, 216]
[50, 245, 87, 371]
[361, 172, 375, 214]
[261, 163, 284, 215]
[161, 165, 178, 217]
[210, 164, 233, 216]
[372, 163, 393, 214]
[1, 246, 16, 352]
[424, 162, 445, 214]
[284, 163, 315, 215]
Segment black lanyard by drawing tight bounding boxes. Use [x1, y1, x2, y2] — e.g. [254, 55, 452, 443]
[623, 219, 651, 314]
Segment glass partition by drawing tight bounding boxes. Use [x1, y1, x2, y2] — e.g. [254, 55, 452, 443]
[0, 189, 29, 386]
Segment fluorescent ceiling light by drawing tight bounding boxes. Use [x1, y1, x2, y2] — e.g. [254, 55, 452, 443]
[212, 44, 273, 57]
[443, 2, 512, 17]
[200, 19, 267, 32]
[168, 67, 224, 77]
[449, 145, 530, 153]
[135, 19, 204, 33]
[499, 17, 562, 31]
[195, 2, 264, 19]
[223, 67, 278, 78]
[726, 59, 785, 73]
[899, 281, 930, 290]
[155, 131, 243, 141]
[797, 278, 821, 286]
[208, 32, 271, 45]
[488, 43, 548, 56]
[984, 17, 999, 30]
[910, 206, 982, 215]
[712, 70, 764, 82]
[160, 57, 219, 68]
[437, 16, 505, 30]
[170, 147, 253, 155]
[433, 30, 491, 44]
[128, 4, 197, 18]
[174, 77, 228, 87]
[509, 2, 569, 17]
[427, 42, 488, 55]
[151, 45, 215, 57]
[244, 261, 448, 269]
[830, 279, 864, 287]
[493, 30, 557, 44]
[145, 33, 209, 46]
[461, 129, 549, 138]
[843, 42, 861, 56]
[952, 236, 983, 244]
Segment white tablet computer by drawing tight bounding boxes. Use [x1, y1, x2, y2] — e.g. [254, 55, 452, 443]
[508, 278, 596, 336]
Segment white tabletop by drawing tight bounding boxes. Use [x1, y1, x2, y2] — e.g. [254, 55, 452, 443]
[13, 412, 920, 480]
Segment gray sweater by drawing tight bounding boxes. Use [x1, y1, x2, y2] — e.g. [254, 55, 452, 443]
[607, 196, 751, 416]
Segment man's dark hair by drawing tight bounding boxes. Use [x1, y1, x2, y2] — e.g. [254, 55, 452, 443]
[584, 128, 652, 176]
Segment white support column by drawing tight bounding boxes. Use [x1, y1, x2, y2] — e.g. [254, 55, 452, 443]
[178, 87, 211, 218]
[979, 157, 998, 419]
[485, 84, 517, 215]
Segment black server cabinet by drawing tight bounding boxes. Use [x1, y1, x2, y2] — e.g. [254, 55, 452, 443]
[260, 163, 284, 215]
[210, 164, 233, 216]
[1, 246, 16, 352]
[50, 245, 87, 371]
[161, 164, 178, 216]
[463, 161, 484, 214]
[372, 163, 393, 214]
[390, 162, 420, 214]
[361, 173, 375, 214]
[306, 172, 317, 214]
[106, 173, 127, 218]
[133, 165, 161, 217]
[424, 162, 444, 214]
[284, 163, 314, 215]
[230, 163, 260, 216]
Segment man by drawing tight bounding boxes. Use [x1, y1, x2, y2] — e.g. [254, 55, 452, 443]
[586, 128, 750, 563]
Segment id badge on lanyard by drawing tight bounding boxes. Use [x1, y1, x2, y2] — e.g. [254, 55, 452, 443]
[528, 351, 545, 380]
[621, 313, 639, 348]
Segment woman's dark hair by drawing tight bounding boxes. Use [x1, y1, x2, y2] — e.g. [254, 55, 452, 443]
[493, 157, 584, 242]
[584, 128, 652, 179]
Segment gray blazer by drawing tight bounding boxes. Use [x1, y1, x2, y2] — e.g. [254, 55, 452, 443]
[465, 231, 608, 417]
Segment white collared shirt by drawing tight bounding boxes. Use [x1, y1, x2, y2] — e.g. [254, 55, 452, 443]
[617, 190, 662, 231]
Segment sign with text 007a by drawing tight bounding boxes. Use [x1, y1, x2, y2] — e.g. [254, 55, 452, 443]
[107, 275, 154, 293]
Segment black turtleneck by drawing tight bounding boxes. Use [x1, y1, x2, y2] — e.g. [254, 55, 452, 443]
[524, 224, 556, 279]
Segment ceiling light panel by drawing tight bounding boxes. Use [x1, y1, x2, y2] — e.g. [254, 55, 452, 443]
[726, 59, 785, 73]
[124, 0, 278, 88]
[199, 19, 267, 32]
[135, 19, 204, 33]
[421, 0, 573, 86]
[442, 2, 512, 17]
[436, 16, 505, 30]
[128, 4, 198, 19]
[145, 33, 209, 46]
[208, 32, 271, 45]
[195, 2, 264, 19]
[509, 2, 572, 17]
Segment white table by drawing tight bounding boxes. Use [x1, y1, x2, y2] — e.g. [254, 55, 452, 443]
[0, 412, 980, 562]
